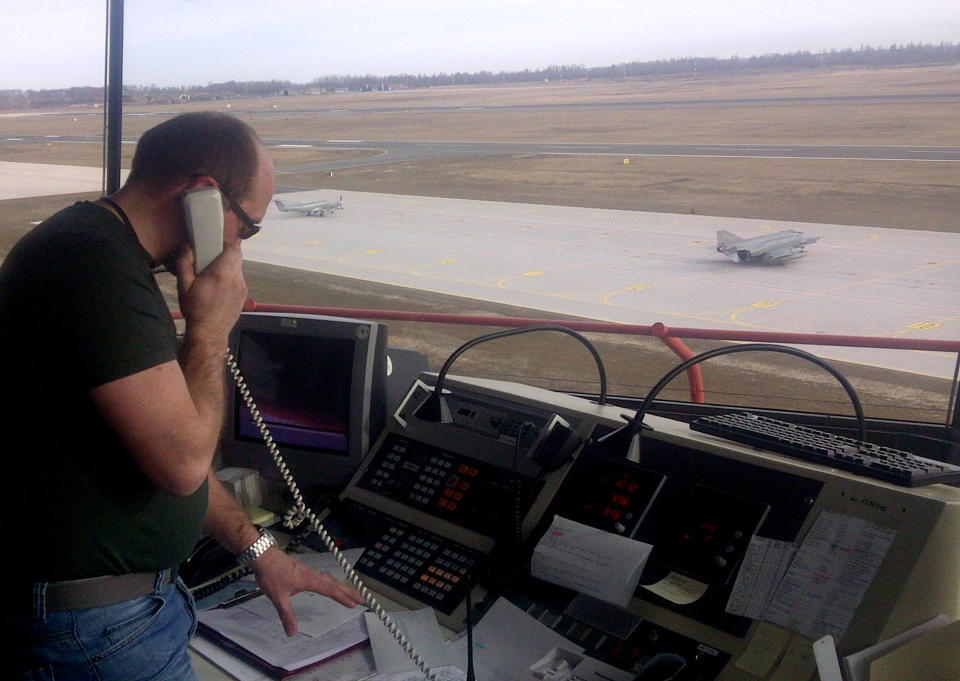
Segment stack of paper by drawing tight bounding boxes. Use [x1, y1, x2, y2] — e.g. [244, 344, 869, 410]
[197, 591, 369, 678]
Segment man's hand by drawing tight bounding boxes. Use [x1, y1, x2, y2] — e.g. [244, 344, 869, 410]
[252, 547, 366, 637]
[171, 240, 248, 347]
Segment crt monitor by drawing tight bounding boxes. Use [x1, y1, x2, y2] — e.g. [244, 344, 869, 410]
[221, 311, 388, 494]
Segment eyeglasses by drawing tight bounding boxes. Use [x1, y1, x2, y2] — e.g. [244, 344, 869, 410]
[218, 183, 261, 240]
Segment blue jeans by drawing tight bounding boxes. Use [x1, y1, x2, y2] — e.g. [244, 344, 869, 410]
[3, 576, 200, 681]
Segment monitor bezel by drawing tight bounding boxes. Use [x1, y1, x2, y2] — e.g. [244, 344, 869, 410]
[221, 311, 387, 494]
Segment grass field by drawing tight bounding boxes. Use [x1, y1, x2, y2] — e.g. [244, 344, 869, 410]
[1, 65, 958, 423]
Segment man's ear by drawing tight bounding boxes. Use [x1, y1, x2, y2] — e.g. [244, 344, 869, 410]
[183, 175, 219, 193]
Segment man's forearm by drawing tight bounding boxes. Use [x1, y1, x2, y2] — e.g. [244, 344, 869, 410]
[178, 331, 229, 434]
[203, 471, 261, 554]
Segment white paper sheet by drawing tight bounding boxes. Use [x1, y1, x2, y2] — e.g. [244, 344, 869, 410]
[287, 547, 366, 584]
[725, 536, 798, 620]
[190, 635, 271, 681]
[511, 647, 636, 681]
[765, 510, 896, 640]
[446, 598, 584, 681]
[531, 515, 652, 607]
[365, 608, 451, 674]
[198, 593, 368, 670]
[366, 666, 466, 681]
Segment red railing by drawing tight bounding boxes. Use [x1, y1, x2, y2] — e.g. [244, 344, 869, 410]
[240, 300, 960, 412]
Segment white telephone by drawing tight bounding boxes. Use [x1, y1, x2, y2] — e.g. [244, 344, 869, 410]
[182, 187, 224, 273]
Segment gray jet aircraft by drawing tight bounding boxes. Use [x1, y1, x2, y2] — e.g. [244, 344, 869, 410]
[274, 195, 344, 217]
[716, 229, 820, 264]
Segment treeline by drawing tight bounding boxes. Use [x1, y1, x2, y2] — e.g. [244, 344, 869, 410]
[2, 42, 958, 110]
[311, 42, 960, 90]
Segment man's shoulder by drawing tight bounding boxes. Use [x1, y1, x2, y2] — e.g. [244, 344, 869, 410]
[35, 201, 123, 244]
[12, 201, 143, 271]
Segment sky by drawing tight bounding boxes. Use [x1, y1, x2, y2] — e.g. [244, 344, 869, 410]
[4, 0, 960, 90]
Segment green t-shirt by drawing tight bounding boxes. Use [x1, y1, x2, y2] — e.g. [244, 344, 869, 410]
[0, 201, 208, 582]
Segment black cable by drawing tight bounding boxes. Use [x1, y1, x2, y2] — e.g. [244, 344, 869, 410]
[601, 343, 866, 454]
[465, 588, 476, 681]
[421, 325, 608, 422]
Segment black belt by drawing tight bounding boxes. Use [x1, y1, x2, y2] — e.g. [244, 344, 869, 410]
[10, 569, 177, 615]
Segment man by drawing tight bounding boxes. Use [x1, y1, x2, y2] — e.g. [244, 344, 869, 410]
[0, 112, 364, 679]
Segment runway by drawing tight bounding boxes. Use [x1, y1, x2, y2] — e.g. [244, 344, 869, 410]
[5, 134, 960, 175]
[2, 161, 957, 379]
[249, 189, 960, 379]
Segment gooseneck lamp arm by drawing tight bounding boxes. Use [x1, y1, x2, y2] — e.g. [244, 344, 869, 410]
[600, 343, 866, 456]
[419, 324, 609, 422]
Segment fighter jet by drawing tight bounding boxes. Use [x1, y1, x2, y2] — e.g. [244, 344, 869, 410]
[716, 229, 820, 264]
[274, 195, 344, 217]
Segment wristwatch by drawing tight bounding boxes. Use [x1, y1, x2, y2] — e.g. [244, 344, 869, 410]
[236, 527, 277, 568]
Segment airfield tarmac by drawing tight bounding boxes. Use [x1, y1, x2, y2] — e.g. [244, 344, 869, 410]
[1, 160, 956, 382]
[252, 188, 960, 379]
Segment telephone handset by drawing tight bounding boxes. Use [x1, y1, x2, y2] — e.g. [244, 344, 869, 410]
[224, 354, 444, 681]
[182, 187, 224, 273]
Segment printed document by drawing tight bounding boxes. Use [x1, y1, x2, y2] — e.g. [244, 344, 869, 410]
[531, 515, 652, 607]
[764, 510, 896, 640]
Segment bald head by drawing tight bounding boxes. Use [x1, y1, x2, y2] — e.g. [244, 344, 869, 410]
[125, 112, 264, 202]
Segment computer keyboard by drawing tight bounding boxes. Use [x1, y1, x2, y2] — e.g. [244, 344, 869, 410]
[689, 412, 960, 487]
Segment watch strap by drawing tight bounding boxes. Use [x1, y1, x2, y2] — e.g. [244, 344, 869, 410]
[236, 527, 277, 568]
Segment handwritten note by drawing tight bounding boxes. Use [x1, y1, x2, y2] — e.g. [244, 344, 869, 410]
[764, 510, 896, 641]
[726, 536, 799, 620]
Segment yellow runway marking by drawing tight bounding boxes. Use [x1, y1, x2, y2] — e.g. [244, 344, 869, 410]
[729, 256, 960, 331]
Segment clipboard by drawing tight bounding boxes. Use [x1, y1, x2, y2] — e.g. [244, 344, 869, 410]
[196, 619, 368, 679]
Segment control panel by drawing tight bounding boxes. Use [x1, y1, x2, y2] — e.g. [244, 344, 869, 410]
[332, 374, 633, 630]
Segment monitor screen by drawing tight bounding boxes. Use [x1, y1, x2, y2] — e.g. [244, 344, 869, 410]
[222, 312, 388, 495]
[235, 331, 352, 454]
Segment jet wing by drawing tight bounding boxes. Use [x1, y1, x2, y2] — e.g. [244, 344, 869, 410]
[762, 246, 801, 262]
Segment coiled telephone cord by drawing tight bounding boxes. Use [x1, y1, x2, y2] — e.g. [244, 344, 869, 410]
[227, 352, 441, 681]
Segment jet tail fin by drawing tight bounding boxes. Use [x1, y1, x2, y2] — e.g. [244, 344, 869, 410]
[274, 198, 288, 211]
[716, 230, 741, 248]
